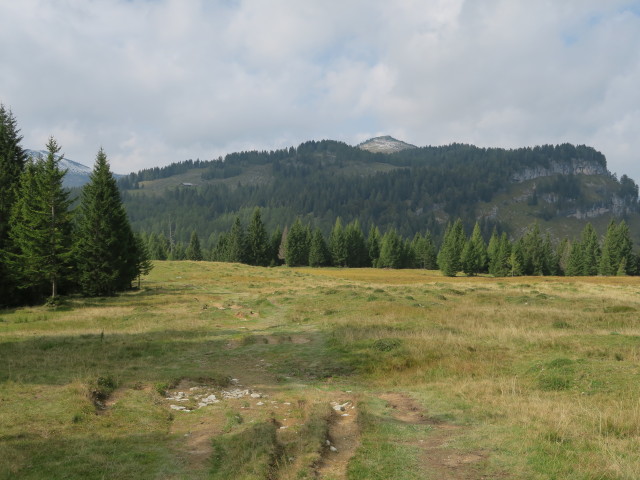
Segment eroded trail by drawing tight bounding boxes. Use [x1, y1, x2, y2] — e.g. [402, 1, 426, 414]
[314, 397, 360, 479]
[379, 393, 495, 480]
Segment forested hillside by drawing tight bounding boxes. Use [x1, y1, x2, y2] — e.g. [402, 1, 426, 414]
[119, 139, 639, 248]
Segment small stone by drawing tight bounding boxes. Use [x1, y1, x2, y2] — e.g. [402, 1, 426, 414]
[341, 413, 349, 417]
[329, 446, 338, 452]
[250, 393, 262, 398]
[326, 440, 331, 446]
[256, 401, 264, 406]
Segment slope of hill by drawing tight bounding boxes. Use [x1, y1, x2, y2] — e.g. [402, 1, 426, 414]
[118, 139, 640, 246]
[26, 149, 124, 188]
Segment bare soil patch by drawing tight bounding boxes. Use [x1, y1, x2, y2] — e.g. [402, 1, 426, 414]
[380, 393, 498, 480]
[314, 397, 360, 479]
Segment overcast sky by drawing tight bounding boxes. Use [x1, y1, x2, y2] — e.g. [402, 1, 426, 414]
[1, 0, 639, 180]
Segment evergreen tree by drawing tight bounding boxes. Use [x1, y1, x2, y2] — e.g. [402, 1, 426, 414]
[378, 229, 404, 268]
[437, 219, 465, 276]
[247, 207, 269, 266]
[308, 228, 330, 267]
[580, 223, 600, 276]
[0, 105, 27, 305]
[277, 226, 288, 264]
[509, 240, 524, 276]
[285, 218, 309, 266]
[75, 148, 141, 296]
[565, 241, 584, 276]
[185, 230, 203, 261]
[412, 232, 438, 269]
[227, 217, 248, 263]
[366, 225, 381, 267]
[134, 233, 153, 288]
[460, 222, 487, 276]
[8, 138, 73, 299]
[269, 226, 282, 266]
[487, 228, 500, 267]
[344, 219, 367, 267]
[599, 220, 632, 276]
[555, 238, 570, 276]
[329, 218, 347, 267]
[489, 233, 512, 276]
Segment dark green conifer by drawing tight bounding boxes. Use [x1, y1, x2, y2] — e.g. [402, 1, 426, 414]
[308, 228, 330, 267]
[9, 138, 73, 299]
[367, 225, 381, 268]
[75, 148, 140, 296]
[437, 219, 465, 276]
[378, 229, 404, 268]
[248, 208, 269, 266]
[226, 217, 248, 263]
[285, 218, 309, 266]
[329, 218, 347, 267]
[186, 231, 203, 261]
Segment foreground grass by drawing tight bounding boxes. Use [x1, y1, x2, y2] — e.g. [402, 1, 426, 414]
[1, 262, 640, 479]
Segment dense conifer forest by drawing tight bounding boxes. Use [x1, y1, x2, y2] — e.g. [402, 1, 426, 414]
[0, 105, 150, 307]
[119, 140, 639, 247]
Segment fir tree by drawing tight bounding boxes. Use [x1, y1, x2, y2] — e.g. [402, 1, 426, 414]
[489, 233, 512, 276]
[329, 218, 347, 267]
[8, 138, 73, 300]
[227, 217, 248, 263]
[580, 223, 600, 276]
[285, 218, 309, 266]
[0, 105, 27, 305]
[460, 222, 487, 276]
[308, 228, 330, 267]
[378, 229, 404, 268]
[185, 231, 203, 261]
[565, 241, 583, 276]
[269, 226, 282, 266]
[344, 219, 367, 267]
[134, 233, 153, 288]
[75, 148, 141, 296]
[247, 207, 269, 266]
[437, 219, 465, 277]
[366, 225, 381, 267]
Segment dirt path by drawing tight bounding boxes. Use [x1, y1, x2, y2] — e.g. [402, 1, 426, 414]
[314, 398, 359, 480]
[379, 393, 496, 480]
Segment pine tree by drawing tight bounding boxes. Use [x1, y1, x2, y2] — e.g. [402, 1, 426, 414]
[269, 226, 282, 266]
[285, 218, 309, 266]
[8, 138, 73, 300]
[412, 232, 438, 269]
[565, 241, 583, 276]
[308, 228, 330, 267]
[75, 148, 141, 296]
[599, 220, 632, 275]
[460, 222, 487, 276]
[509, 240, 524, 276]
[329, 218, 347, 267]
[489, 233, 512, 277]
[366, 225, 381, 268]
[378, 229, 404, 268]
[227, 217, 248, 263]
[247, 207, 269, 266]
[277, 226, 288, 264]
[134, 233, 153, 288]
[0, 105, 28, 305]
[344, 219, 367, 267]
[580, 223, 600, 276]
[185, 231, 203, 261]
[437, 219, 465, 276]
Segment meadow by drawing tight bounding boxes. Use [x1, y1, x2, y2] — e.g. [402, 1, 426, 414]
[1, 261, 640, 479]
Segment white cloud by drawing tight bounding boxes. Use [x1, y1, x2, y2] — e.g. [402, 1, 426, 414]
[1, 0, 639, 181]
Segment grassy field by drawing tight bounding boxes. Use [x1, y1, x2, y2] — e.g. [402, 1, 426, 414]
[2, 262, 640, 479]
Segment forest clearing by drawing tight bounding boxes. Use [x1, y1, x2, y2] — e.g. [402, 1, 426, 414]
[2, 262, 640, 479]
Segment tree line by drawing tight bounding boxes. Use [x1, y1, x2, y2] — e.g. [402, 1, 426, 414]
[140, 207, 638, 277]
[0, 105, 151, 307]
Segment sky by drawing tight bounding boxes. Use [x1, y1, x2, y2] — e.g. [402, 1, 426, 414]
[1, 0, 640, 180]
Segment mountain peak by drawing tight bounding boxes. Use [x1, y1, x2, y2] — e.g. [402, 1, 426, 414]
[357, 136, 417, 154]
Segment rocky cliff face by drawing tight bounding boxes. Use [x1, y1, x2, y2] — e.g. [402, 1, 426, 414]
[511, 159, 608, 182]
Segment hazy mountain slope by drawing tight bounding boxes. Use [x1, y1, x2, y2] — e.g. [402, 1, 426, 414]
[118, 139, 640, 246]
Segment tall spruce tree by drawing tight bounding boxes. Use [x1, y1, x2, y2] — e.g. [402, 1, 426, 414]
[329, 218, 347, 267]
[185, 231, 203, 261]
[580, 223, 600, 276]
[9, 138, 73, 300]
[75, 148, 141, 296]
[285, 218, 309, 266]
[227, 216, 248, 263]
[0, 105, 28, 305]
[460, 222, 487, 276]
[437, 219, 465, 276]
[367, 225, 381, 267]
[344, 220, 368, 267]
[247, 207, 269, 266]
[308, 228, 330, 267]
[378, 229, 404, 268]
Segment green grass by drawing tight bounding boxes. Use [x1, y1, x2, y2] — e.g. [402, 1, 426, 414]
[2, 262, 640, 478]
